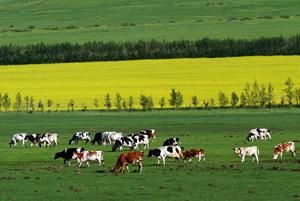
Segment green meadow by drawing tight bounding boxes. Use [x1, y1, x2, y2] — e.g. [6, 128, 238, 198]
[0, 109, 299, 201]
[1, 0, 300, 44]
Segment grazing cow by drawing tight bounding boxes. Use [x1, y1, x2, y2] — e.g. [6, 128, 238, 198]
[102, 131, 123, 145]
[54, 147, 85, 166]
[131, 134, 149, 150]
[72, 150, 104, 167]
[139, 129, 157, 141]
[148, 146, 184, 166]
[25, 133, 40, 147]
[183, 148, 206, 163]
[234, 146, 259, 163]
[9, 133, 27, 147]
[273, 141, 296, 160]
[69, 131, 91, 145]
[91, 132, 103, 145]
[112, 151, 144, 174]
[247, 128, 272, 141]
[112, 136, 134, 152]
[163, 137, 180, 146]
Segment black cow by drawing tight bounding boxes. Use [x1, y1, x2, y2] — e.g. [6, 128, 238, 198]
[91, 132, 103, 145]
[54, 147, 85, 166]
[163, 137, 180, 146]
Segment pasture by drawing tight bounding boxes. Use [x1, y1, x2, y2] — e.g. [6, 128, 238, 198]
[0, 0, 300, 44]
[0, 109, 299, 201]
[1, 56, 300, 110]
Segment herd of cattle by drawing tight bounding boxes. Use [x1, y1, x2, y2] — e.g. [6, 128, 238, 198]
[9, 128, 296, 174]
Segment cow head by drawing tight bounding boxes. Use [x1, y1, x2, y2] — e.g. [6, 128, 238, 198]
[272, 146, 281, 160]
[233, 147, 240, 155]
[112, 140, 122, 152]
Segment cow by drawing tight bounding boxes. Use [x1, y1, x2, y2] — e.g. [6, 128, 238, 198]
[112, 136, 134, 152]
[234, 146, 259, 163]
[148, 145, 184, 166]
[163, 137, 180, 146]
[54, 147, 85, 166]
[139, 129, 157, 141]
[69, 131, 91, 145]
[130, 134, 149, 150]
[182, 148, 206, 163]
[103, 131, 123, 145]
[273, 141, 296, 160]
[72, 150, 104, 168]
[247, 128, 272, 142]
[111, 151, 144, 174]
[25, 133, 40, 147]
[91, 132, 103, 145]
[9, 133, 28, 147]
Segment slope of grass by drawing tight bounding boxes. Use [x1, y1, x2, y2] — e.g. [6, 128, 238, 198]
[0, 0, 300, 44]
[0, 109, 299, 201]
[0, 56, 299, 109]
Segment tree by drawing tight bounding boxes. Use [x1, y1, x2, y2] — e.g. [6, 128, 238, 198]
[294, 88, 300, 105]
[240, 92, 247, 108]
[139, 95, 153, 111]
[209, 98, 215, 109]
[68, 99, 75, 111]
[203, 100, 209, 110]
[169, 88, 184, 109]
[103, 93, 112, 111]
[24, 96, 30, 112]
[280, 95, 285, 108]
[0, 93, 3, 111]
[251, 81, 260, 106]
[259, 84, 267, 108]
[218, 91, 229, 108]
[191, 95, 199, 108]
[122, 100, 127, 110]
[159, 97, 166, 109]
[284, 77, 294, 105]
[81, 103, 87, 111]
[55, 103, 60, 112]
[114, 93, 122, 111]
[128, 96, 134, 111]
[94, 98, 99, 110]
[230, 92, 239, 107]
[243, 82, 251, 106]
[38, 100, 44, 112]
[47, 99, 54, 112]
[266, 83, 275, 108]
[15, 92, 22, 112]
[3, 93, 11, 111]
[29, 96, 35, 112]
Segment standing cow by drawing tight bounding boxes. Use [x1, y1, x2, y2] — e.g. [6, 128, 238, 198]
[54, 147, 85, 166]
[183, 148, 206, 163]
[9, 133, 28, 147]
[234, 146, 259, 163]
[69, 131, 91, 145]
[139, 129, 157, 141]
[148, 145, 184, 166]
[273, 141, 296, 160]
[247, 128, 272, 142]
[111, 151, 144, 174]
[72, 150, 104, 167]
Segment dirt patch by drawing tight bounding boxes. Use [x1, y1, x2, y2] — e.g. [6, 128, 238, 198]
[0, 176, 16, 181]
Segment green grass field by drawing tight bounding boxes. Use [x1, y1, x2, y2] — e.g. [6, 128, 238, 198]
[1, 0, 300, 44]
[0, 109, 299, 201]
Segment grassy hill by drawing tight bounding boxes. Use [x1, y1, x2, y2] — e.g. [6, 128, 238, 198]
[0, 56, 299, 110]
[0, 0, 300, 44]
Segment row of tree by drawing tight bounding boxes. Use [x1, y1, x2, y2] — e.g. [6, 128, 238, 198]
[0, 78, 299, 112]
[1, 35, 300, 65]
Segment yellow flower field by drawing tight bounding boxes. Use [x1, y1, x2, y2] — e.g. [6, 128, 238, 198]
[0, 56, 299, 109]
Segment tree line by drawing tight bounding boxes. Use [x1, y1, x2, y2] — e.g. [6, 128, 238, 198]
[1, 35, 300, 65]
[0, 78, 299, 112]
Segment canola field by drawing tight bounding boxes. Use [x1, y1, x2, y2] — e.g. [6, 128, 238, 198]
[0, 56, 300, 109]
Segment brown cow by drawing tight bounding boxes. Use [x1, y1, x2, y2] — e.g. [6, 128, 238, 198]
[112, 151, 144, 174]
[273, 141, 296, 160]
[183, 148, 206, 163]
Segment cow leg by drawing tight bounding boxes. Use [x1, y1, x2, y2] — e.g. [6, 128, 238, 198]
[126, 165, 129, 173]
[162, 157, 166, 166]
[86, 161, 89, 167]
[241, 156, 245, 163]
[138, 162, 143, 173]
[280, 152, 283, 159]
[254, 155, 259, 163]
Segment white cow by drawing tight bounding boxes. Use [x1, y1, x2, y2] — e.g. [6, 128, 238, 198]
[72, 150, 104, 167]
[247, 128, 271, 141]
[234, 146, 259, 163]
[148, 145, 184, 166]
[102, 131, 123, 145]
[9, 133, 28, 147]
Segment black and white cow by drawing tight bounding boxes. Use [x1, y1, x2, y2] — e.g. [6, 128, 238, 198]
[54, 147, 85, 166]
[112, 136, 135, 152]
[139, 129, 157, 141]
[91, 131, 123, 145]
[163, 137, 180, 146]
[69, 131, 91, 145]
[25, 133, 40, 147]
[9, 133, 28, 147]
[132, 134, 149, 150]
[247, 128, 272, 142]
[148, 145, 184, 166]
